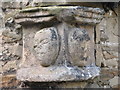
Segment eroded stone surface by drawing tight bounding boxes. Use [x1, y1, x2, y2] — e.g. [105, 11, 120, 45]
[109, 76, 120, 87]
[15, 6, 104, 25]
[1, 1, 119, 89]
[17, 23, 100, 81]
[15, 5, 104, 82]
[34, 27, 59, 67]
[15, 16, 55, 24]
[68, 28, 90, 66]
[2, 18, 22, 43]
[17, 65, 100, 82]
[0, 74, 20, 88]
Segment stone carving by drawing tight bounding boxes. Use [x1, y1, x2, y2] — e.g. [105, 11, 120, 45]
[33, 25, 90, 67]
[15, 6, 104, 82]
[34, 27, 59, 67]
[68, 28, 90, 67]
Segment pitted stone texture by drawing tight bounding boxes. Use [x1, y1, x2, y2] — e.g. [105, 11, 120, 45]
[17, 23, 100, 82]
[2, 18, 22, 43]
[96, 17, 118, 68]
[15, 5, 104, 82]
[15, 7, 55, 24]
[68, 28, 90, 66]
[34, 27, 59, 67]
[17, 65, 100, 82]
[109, 76, 120, 87]
[15, 16, 55, 24]
[2, 2, 22, 9]
[57, 6, 104, 25]
[15, 6, 104, 25]
[2, 28, 22, 43]
[1, 74, 20, 88]
[20, 0, 68, 7]
[15, 11, 51, 18]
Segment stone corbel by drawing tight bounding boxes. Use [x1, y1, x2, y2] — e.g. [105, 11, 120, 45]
[15, 6, 104, 82]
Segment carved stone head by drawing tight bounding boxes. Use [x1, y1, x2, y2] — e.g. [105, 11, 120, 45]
[15, 6, 104, 82]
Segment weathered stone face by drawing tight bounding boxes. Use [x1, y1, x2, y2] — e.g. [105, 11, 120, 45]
[34, 27, 59, 67]
[1, 2, 119, 89]
[33, 25, 91, 67]
[15, 6, 104, 82]
[68, 28, 90, 67]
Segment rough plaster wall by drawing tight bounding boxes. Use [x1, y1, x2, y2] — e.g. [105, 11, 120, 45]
[0, 2, 119, 89]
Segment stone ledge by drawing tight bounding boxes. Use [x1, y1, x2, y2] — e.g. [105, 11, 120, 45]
[18, 6, 104, 14]
[17, 65, 100, 82]
[15, 6, 104, 25]
[15, 16, 55, 24]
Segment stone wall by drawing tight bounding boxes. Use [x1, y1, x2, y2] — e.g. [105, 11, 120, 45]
[0, 2, 119, 89]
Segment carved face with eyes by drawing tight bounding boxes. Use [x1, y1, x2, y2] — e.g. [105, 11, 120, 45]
[33, 25, 90, 67]
[34, 27, 59, 67]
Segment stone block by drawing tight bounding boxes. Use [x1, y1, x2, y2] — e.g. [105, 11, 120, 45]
[2, 60, 17, 74]
[58, 82, 88, 88]
[8, 43, 22, 57]
[86, 83, 100, 88]
[0, 74, 20, 88]
[105, 59, 118, 68]
[109, 76, 120, 88]
[95, 44, 104, 67]
[15, 6, 104, 82]
[103, 51, 118, 60]
[1, 2, 119, 89]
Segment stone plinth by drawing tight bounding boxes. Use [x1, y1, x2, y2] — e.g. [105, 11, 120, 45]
[15, 6, 104, 82]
